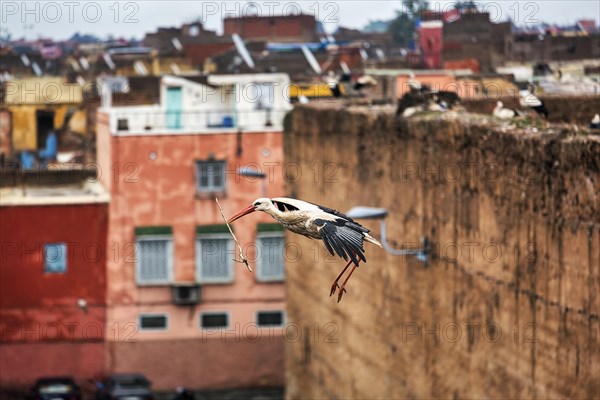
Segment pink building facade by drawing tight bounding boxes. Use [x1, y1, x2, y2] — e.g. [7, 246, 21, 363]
[96, 74, 290, 391]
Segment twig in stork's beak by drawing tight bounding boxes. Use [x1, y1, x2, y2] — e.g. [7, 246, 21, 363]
[227, 204, 256, 224]
[215, 198, 252, 272]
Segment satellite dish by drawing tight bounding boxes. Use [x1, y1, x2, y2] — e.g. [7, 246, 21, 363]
[301, 45, 322, 74]
[359, 49, 368, 61]
[133, 61, 148, 76]
[0, 72, 13, 82]
[76, 75, 86, 86]
[69, 59, 81, 72]
[79, 57, 90, 70]
[232, 33, 255, 69]
[340, 60, 350, 75]
[327, 34, 335, 43]
[31, 62, 42, 76]
[375, 49, 385, 61]
[20, 54, 30, 66]
[103, 53, 116, 70]
[172, 37, 183, 52]
[171, 63, 181, 75]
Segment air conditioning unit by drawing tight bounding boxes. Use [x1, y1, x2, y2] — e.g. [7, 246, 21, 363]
[117, 118, 129, 131]
[171, 283, 201, 305]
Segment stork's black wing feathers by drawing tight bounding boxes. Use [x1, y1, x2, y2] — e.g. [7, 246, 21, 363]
[314, 218, 368, 266]
[533, 103, 549, 118]
[315, 204, 351, 220]
[272, 200, 299, 212]
[312, 204, 370, 234]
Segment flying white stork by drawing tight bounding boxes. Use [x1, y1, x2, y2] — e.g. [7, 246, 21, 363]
[228, 197, 382, 302]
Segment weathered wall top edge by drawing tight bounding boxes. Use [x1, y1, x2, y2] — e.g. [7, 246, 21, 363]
[291, 103, 600, 144]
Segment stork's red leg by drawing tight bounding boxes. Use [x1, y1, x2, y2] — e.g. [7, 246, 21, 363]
[337, 262, 359, 303]
[330, 259, 353, 297]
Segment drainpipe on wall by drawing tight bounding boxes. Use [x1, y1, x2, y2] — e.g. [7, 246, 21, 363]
[151, 49, 160, 76]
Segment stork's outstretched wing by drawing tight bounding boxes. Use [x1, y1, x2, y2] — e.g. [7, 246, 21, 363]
[314, 218, 368, 267]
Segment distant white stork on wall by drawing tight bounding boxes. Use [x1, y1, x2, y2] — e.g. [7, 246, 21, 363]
[590, 114, 600, 129]
[493, 101, 522, 119]
[519, 84, 549, 118]
[228, 197, 382, 302]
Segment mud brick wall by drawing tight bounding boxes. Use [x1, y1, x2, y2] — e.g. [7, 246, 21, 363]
[284, 104, 600, 399]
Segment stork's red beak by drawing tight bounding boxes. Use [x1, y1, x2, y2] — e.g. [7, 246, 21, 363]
[227, 204, 256, 223]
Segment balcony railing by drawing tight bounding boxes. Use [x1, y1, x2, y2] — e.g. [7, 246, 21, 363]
[109, 108, 288, 134]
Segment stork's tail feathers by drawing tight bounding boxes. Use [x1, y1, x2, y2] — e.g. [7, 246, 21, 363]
[364, 233, 382, 248]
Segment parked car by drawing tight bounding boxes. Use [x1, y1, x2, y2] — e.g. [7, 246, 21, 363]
[28, 376, 82, 400]
[95, 373, 153, 400]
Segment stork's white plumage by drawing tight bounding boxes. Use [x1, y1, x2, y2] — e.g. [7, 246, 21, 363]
[590, 114, 600, 129]
[493, 101, 520, 119]
[353, 75, 378, 91]
[228, 197, 382, 302]
[519, 86, 549, 118]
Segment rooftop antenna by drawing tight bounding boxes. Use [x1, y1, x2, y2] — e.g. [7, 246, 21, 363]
[359, 49, 368, 61]
[172, 37, 183, 52]
[340, 60, 351, 75]
[103, 53, 116, 70]
[232, 33, 255, 69]
[31, 62, 42, 76]
[301, 45, 322, 74]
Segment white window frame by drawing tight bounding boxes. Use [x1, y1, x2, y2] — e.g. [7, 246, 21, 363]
[135, 235, 174, 286]
[139, 312, 169, 332]
[196, 233, 234, 284]
[195, 160, 226, 193]
[199, 311, 231, 330]
[256, 310, 286, 327]
[256, 231, 285, 282]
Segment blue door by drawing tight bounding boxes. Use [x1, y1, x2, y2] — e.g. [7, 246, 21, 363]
[166, 87, 182, 129]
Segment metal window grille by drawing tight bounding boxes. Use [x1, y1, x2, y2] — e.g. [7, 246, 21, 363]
[196, 235, 234, 283]
[139, 314, 168, 330]
[257, 311, 285, 327]
[200, 312, 229, 329]
[196, 160, 226, 193]
[256, 233, 285, 282]
[136, 237, 172, 285]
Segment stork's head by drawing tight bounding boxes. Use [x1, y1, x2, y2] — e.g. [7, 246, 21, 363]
[227, 198, 273, 223]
